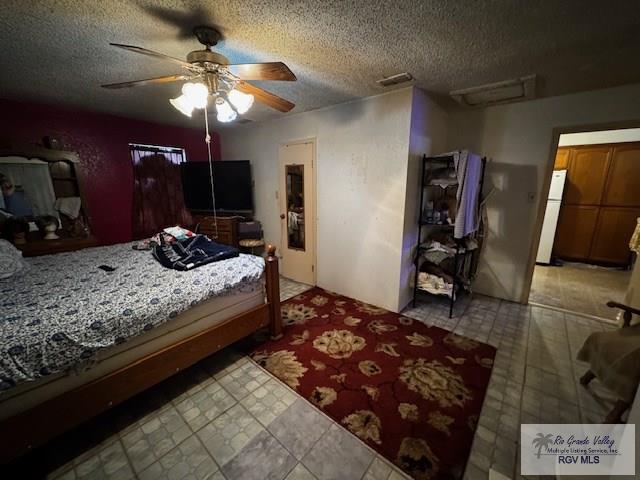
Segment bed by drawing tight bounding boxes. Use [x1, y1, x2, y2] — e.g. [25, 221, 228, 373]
[0, 241, 282, 463]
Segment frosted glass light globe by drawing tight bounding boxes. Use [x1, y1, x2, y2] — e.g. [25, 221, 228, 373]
[215, 98, 237, 123]
[169, 95, 193, 117]
[228, 89, 254, 114]
[182, 82, 209, 109]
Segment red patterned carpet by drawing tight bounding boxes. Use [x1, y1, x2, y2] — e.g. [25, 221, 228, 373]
[251, 287, 496, 480]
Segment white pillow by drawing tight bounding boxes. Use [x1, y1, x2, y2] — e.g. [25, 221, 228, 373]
[0, 239, 29, 280]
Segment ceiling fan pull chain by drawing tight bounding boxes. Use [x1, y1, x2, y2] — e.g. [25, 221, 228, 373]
[203, 104, 218, 239]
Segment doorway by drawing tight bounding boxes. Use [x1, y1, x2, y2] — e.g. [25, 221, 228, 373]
[528, 128, 640, 321]
[278, 139, 316, 285]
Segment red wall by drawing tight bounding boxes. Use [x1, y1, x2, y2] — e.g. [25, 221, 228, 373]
[0, 98, 221, 244]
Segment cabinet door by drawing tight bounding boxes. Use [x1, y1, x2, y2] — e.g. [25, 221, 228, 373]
[553, 205, 599, 260]
[589, 207, 640, 265]
[602, 144, 640, 207]
[564, 146, 611, 205]
[554, 148, 570, 170]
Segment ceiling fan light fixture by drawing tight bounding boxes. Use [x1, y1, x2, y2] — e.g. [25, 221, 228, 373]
[227, 89, 254, 114]
[182, 82, 209, 109]
[215, 97, 237, 123]
[169, 95, 194, 117]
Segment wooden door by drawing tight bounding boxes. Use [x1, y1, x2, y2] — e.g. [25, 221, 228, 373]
[589, 207, 640, 264]
[554, 148, 570, 170]
[279, 141, 316, 285]
[602, 144, 640, 207]
[553, 205, 599, 260]
[563, 146, 611, 205]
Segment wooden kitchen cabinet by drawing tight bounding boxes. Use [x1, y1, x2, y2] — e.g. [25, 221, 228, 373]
[554, 148, 570, 170]
[553, 142, 640, 266]
[602, 144, 640, 207]
[563, 146, 611, 205]
[589, 207, 640, 265]
[553, 205, 599, 260]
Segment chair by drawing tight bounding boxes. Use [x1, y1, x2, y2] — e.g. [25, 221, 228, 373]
[577, 301, 640, 423]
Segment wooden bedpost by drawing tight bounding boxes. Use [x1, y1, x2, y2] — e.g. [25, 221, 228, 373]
[265, 244, 283, 340]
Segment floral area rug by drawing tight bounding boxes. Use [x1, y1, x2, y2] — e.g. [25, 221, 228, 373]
[251, 287, 496, 480]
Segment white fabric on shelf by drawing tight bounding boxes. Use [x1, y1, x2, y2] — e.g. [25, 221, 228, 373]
[417, 271, 453, 298]
[54, 196, 82, 219]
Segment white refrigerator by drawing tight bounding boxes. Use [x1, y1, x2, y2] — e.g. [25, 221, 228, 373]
[536, 169, 567, 264]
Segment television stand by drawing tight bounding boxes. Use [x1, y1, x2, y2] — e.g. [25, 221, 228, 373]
[189, 209, 253, 221]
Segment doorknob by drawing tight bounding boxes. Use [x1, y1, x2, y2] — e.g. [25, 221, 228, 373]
[280, 213, 285, 219]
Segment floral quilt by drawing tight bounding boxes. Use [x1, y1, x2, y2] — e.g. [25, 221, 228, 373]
[0, 243, 264, 392]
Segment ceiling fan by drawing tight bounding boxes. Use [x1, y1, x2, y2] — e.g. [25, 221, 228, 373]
[102, 26, 296, 122]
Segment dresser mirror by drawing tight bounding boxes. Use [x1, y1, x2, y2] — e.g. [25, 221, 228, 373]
[0, 147, 92, 252]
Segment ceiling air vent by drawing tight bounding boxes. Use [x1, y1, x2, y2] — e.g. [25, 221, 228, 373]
[450, 75, 536, 107]
[376, 72, 413, 87]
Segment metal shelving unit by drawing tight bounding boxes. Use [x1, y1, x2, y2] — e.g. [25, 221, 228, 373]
[412, 153, 486, 317]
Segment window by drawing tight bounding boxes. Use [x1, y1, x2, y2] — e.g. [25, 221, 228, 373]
[129, 143, 191, 239]
[129, 143, 186, 165]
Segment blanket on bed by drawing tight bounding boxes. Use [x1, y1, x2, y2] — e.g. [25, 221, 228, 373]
[0, 243, 264, 392]
[152, 234, 239, 270]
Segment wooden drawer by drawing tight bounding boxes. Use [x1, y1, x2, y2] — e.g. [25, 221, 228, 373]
[192, 214, 238, 247]
[18, 236, 100, 257]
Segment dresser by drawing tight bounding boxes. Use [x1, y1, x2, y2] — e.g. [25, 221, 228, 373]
[192, 214, 239, 247]
[17, 235, 99, 257]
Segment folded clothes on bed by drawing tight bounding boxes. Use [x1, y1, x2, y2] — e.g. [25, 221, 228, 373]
[152, 234, 239, 270]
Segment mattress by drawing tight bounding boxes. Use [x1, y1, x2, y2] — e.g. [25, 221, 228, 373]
[0, 287, 264, 420]
[0, 242, 265, 394]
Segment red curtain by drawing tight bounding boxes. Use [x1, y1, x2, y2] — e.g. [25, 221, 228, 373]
[131, 148, 192, 240]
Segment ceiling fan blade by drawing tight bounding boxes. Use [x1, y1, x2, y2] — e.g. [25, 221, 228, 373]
[109, 43, 195, 69]
[235, 81, 295, 112]
[101, 74, 188, 89]
[227, 62, 296, 81]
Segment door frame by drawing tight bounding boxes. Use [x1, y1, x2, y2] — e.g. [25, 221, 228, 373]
[278, 137, 317, 285]
[521, 119, 640, 304]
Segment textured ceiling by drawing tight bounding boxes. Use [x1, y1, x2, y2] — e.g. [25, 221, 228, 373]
[1, 0, 639, 129]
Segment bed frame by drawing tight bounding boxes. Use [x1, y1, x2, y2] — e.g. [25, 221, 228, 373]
[0, 245, 283, 464]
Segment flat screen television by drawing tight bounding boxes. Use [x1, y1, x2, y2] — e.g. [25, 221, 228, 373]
[181, 160, 253, 213]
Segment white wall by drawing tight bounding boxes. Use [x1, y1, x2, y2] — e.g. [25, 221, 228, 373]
[559, 127, 640, 146]
[447, 83, 640, 302]
[221, 88, 414, 312]
[398, 88, 448, 309]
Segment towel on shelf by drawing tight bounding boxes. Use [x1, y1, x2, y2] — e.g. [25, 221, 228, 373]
[456, 152, 483, 239]
[55, 196, 82, 219]
[437, 150, 482, 239]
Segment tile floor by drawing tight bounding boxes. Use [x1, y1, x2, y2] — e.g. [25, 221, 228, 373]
[403, 292, 618, 480]
[21, 277, 617, 480]
[529, 261, 630, 321]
